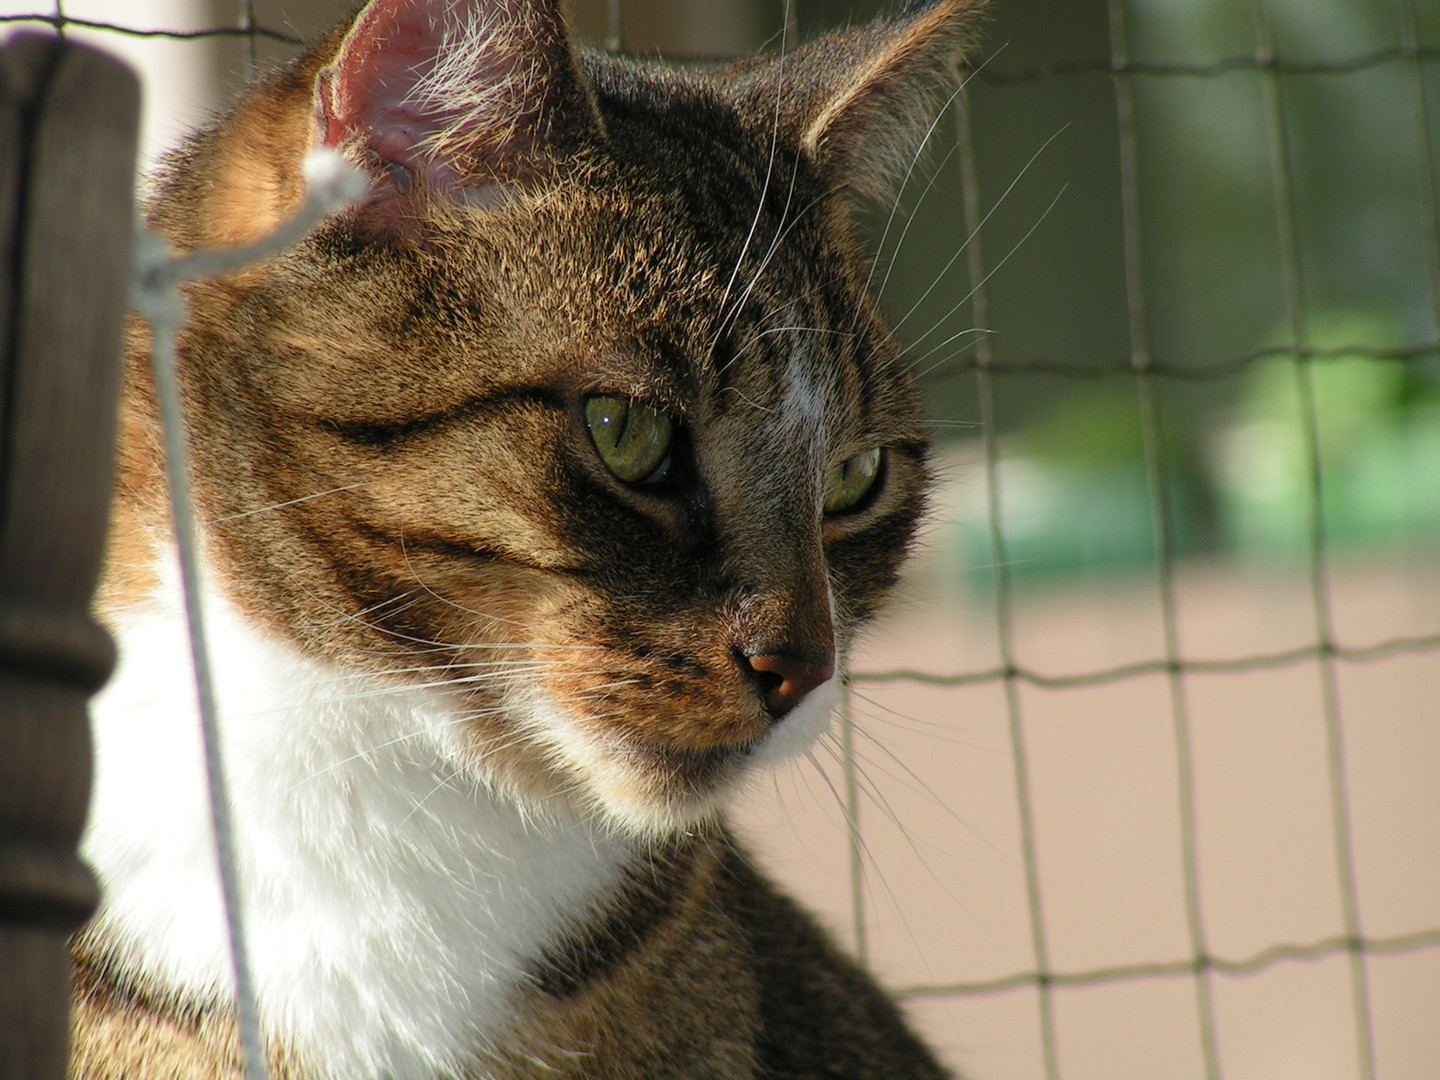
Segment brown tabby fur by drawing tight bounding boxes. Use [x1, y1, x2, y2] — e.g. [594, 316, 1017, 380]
[74, 835, 949, 1078]
[76, 0, 987, 1076]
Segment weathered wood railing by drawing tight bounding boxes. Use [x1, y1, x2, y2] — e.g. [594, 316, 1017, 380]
[0, 33, 139, 1080]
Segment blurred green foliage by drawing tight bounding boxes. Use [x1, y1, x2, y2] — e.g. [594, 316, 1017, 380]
[906, 0, 1440, 584]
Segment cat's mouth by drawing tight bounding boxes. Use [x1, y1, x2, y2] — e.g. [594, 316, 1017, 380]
[538, 719, 761, 834]
[505, 669, 841, 835]
[621, 741, 753, 791]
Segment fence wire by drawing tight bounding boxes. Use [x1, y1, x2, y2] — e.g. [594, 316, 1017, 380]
[885, 7, 1438, 1080]
[0, 12, 298, 42]
[5, 3, 1438, 1079]
[900, 12, 1437, 1080]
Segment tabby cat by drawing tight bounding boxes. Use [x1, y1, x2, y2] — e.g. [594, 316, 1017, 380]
[74, 0, 987, 1076]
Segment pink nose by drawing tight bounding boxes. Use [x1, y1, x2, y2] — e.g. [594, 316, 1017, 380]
[745, 652, 835, 717]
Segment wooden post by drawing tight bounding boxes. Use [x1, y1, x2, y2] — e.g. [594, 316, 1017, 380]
[0, 33, 139, 1080]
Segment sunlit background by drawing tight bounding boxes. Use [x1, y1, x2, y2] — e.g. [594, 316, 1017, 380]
[2, 1, 1436, 1076]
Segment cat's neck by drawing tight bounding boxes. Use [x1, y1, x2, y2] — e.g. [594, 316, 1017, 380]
[84, 554, 637, 1079]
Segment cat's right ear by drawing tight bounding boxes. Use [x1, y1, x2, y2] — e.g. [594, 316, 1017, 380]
[313, 0, 603, 211]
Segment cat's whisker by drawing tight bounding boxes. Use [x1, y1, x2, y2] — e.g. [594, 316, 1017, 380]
[322, 640, 455, 661]
[287, 733, 446, 791]
[331, 672, 535, 701]
[904, 181, 1069, 362]
[340, 622, 466, 651]
[868, 137, 963, 310]
[737, 323, 855, 353]
[923, 417, 981, 431]
[719, 385, 776, 414]
[815, 731, 915, 845]
[300, 593, 576, 659]
[826, 724, 985, 930]
[807, 735, 942, 960]
[314, 657, 565, 685]
[438, 726, 538, 767]
[396, 529, 531, 629]
[724, 322, 856, 373]
[563, 679, 644, 700]
[799, 740, 917, 932]
[448, 669, 623, 694]
[709, 0, 792, 357]
[285, 704, 540, 791]
[723, 172, 887, 355]
[859, 43, 1005, 311]
[208, 482, 372, 524]
[333, 637, 609, 658]
[889, 124, 1070, 339]
[752, 266, 853, 324]
[283, 644, 610, 705]
[281, 573, 480, 653]
[906, 327, 991, 381]
[844, 699, 1004, 857]
[232, 659, 609, 725]
[397, 764, 473, 830]
[463, 641, 605, 651]
[720, 182, 855, 353]
[328, 658, 635, 701]
[719, 152, 805, 342]
[308, 590, 422, 632]
[801, 743, 858, 840]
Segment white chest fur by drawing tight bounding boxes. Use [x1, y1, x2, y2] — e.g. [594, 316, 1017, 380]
[84, 569, 634, 1080]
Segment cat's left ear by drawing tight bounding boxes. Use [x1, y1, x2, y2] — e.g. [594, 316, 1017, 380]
[727, 0, 988, 202]
[313, 0, 603, 198]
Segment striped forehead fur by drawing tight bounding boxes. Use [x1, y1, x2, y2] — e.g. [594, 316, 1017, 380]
[772, 334, 832, 490]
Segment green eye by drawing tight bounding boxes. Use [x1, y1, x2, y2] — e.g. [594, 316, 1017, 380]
[823, 448, 883, 515]
[585, 395, 674, 484]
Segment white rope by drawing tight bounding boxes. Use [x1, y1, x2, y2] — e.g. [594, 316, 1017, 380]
[128, 150, 368, 1080]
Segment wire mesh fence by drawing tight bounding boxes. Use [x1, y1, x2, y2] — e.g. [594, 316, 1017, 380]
[3, 0, 1437, 1077]
[891, 7, 1439, 1079]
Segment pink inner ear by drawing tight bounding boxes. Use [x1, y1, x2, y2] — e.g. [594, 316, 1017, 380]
[314, 0, 597, 196]
[319, 0, 449, 178]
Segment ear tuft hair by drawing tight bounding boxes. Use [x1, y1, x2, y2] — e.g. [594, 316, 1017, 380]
[722, 0, 989, 204]
[315, 0, 602, 196]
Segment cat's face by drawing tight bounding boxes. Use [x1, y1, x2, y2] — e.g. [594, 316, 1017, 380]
[146, 0, 982, 835]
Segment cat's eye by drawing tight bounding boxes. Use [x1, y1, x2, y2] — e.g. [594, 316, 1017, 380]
[585, 395, 675, 484]
[823, 448, 883, 515]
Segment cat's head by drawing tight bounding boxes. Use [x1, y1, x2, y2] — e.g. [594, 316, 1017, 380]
[135, 0, 986, 836]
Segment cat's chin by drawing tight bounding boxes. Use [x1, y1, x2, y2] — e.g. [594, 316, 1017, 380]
[507, 678, 842, 838]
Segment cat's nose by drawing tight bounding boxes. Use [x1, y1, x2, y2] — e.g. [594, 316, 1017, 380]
[744, 652, 835, 717]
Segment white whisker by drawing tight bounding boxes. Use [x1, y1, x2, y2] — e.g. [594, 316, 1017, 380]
[890, 123, 1070, 338]
[397, 528, 529, 629]
[719, 150, 805, 342]
[209, 482, 371, 523]
[861, 43, 1007, 306]
[905, 182, 1070, 363]
[710, 1, 792, 356]
[808, 735, 931, 957]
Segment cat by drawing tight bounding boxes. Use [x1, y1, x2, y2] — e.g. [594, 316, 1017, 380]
[72, 0, 987, 1076]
